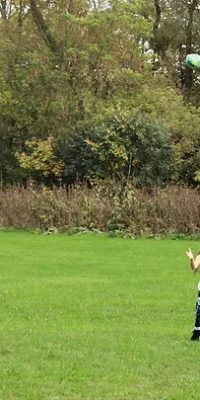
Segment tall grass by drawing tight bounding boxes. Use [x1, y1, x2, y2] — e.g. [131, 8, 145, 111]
[1, 183, 200, 234]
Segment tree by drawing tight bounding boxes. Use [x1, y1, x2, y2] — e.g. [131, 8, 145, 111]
[1, 0, 200, 186]
[86, 111, 172, 185]
[149, 0, 200, 100]
[16, 136, 64, 182]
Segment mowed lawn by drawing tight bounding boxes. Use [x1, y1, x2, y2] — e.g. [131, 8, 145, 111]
[1, 232, 200, 400]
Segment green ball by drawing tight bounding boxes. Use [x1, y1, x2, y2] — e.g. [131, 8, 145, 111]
[186, 54, 200, 68]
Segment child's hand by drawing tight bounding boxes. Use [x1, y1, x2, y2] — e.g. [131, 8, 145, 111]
[186, 248, 194, 260]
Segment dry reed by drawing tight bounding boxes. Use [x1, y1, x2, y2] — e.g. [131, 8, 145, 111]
[0, 183, 200, 235]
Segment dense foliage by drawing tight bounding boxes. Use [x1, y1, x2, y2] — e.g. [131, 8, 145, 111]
[1, 0, 200, 186]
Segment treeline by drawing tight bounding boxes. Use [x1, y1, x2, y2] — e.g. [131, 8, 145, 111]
[1, 1, 200, 187]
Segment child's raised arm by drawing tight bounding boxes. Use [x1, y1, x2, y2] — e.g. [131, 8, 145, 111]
[186, 248, 200, 272]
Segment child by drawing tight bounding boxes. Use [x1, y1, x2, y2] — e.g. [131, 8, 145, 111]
[186, 248, 200, 341]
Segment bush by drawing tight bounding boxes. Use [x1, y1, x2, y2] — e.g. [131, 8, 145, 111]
[57, 130, 98, 185]
[58, 112, 173, 186]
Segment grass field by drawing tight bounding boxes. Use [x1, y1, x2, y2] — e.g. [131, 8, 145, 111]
[1, 232, 200, 400]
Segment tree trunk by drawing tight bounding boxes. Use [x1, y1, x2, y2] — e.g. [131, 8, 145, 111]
[184, 0, 198, 99]
[30, 0, 64, 61]
[152, 0, 162, 54]
[0, 0, 7, 19]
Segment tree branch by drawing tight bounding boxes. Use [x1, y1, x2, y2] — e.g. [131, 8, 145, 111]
[152, 0, 163, 54]
[30, 0, 63, 61]
[153, 0, 161, 36]
[0, 0, 7, 19]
